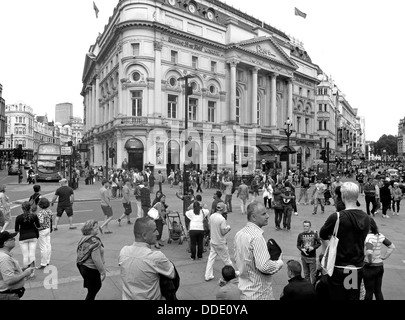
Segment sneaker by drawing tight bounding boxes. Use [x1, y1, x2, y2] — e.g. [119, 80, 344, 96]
[312, 212, 317, 215]
[205, 276, 214, 281]
[127, 221, 133, 224]
[235, 271, 240, 277]
[294, 212, 298, 216]
[117, 219, 121, 226]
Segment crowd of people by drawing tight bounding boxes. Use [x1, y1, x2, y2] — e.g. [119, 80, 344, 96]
[0, 161, 402, 300]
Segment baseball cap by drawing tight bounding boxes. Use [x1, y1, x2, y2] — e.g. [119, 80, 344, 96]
[0, 231, 18, 247]
[59, 178, 67, 183]
[216, 202, 226, 212]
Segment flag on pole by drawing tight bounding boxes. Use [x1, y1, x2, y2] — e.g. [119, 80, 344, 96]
[93, 1, 99, 18]
[294, 7, 307, 19]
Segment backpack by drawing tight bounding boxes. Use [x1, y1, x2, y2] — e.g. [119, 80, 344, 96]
[267, 238, 282, 260]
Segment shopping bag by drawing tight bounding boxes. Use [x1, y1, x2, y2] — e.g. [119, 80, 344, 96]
[321, 212, 340, 276]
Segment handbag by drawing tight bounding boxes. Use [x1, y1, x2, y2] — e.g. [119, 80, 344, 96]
[147, 206, 159, 220]
[272, 199, 283, 210]
[321, 212, 340, 276]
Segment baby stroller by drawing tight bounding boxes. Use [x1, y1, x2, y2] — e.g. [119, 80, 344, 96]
[166, 211, 186, 244]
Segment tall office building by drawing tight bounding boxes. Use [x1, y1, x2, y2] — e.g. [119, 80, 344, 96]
[55, 102, 73, 125]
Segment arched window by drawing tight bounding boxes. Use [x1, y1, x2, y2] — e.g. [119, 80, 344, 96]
[236, 89, 241, 124]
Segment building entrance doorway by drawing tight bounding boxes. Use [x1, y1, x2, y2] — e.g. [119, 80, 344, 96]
[125, 138, 144, 171]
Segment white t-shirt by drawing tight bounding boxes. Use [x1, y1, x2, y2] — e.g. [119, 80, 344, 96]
[209, 212, 228, 245]
[185, 208, 209, 231]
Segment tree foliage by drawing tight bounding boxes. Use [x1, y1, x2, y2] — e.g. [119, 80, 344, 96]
[371, 135, 397, 155]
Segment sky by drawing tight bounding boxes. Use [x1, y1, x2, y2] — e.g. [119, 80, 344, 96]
[0, 0, 404, 141]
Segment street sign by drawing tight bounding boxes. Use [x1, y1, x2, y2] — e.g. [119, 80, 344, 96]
[61, 146, 72, 156]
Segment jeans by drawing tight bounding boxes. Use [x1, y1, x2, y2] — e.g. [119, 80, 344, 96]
[327, 267, 363, 300]
[19, 238, 37, 267]
[392, 200, 401, 213]
[301, 255, 317, 284]
[224, 195, 232, 212]
[274, 209, 283, 229]
[282, 206, 292, 229]
[365, 195, 377, 215]
[38, 228, 51, 266]
[313, 198, 325, 214]
[204, 243, 233, 280]
[189, 230, 205, 259]
[155, 219, 164, 241]
[77, 264, 102, 300]
[363, 264, 384, 300]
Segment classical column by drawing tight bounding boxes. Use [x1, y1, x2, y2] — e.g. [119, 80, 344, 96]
[288, 78, 293, 121]
[270, 73, 278, 127]
[251, 68, 259, 125]
[89, 87, 94, 129]
[154, 41, 163, 117]
[92, 81, 97, 127]
[95, 76, 100, 125]
[85, 90, 90, 132]
[265, 74, 271, 127]
[229, 60, 238, 123]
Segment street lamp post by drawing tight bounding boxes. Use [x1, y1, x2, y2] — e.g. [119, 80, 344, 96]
[284, 118, 293, 178]
[178, 74, 195, 215]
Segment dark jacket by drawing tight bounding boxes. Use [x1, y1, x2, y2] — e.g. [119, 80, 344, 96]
[319, 209, 370, 268]
[379, 185, 392, 204]
[159, 264, 180, 300]
[280, 276, 316, 300]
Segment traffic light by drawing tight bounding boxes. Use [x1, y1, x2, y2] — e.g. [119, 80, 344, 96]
[320, 149, 327, 162]
[109, 147, 115, 158]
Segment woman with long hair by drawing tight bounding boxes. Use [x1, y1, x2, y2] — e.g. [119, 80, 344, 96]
[76, 220, 106, 300]
[363, 218, 395, 300]
[185, 201, 209, 260]
[0, 184, 12, 232]
[14, 201, 40, 278]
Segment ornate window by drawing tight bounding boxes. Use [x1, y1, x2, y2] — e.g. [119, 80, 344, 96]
[131, 91, 143, 116]
[168, 95, 177, 119]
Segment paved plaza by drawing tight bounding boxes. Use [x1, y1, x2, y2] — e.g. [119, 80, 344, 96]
[4, 179, 405, 300]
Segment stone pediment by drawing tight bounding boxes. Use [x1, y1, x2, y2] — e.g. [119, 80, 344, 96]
[235, 37, 297, 69]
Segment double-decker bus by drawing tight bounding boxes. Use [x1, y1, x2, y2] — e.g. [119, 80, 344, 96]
[35, 143, 61, 181]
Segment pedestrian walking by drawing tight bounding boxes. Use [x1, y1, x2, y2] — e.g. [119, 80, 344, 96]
[51, 178, 76, 230]
[99, 178, 113, 234]
[236, 180, 249, 214]
[204, 202, 233, 281]
[0, 185, 12, 233]
[117, 180, 133, 226]
[311, 178, 326, 215]
[14, 201, 40, 279]
[76, 220, 106, 300]
[36, 198, 53, 269]
[222, 176, 233, 213]
[391, 182, 402, 215]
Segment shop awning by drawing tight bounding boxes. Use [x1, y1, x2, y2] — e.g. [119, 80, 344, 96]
[255, 144, 279, 153]
[278, 145, 297, 154]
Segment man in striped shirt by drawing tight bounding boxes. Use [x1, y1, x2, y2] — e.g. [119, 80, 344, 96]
[234, 201, 284, 300]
